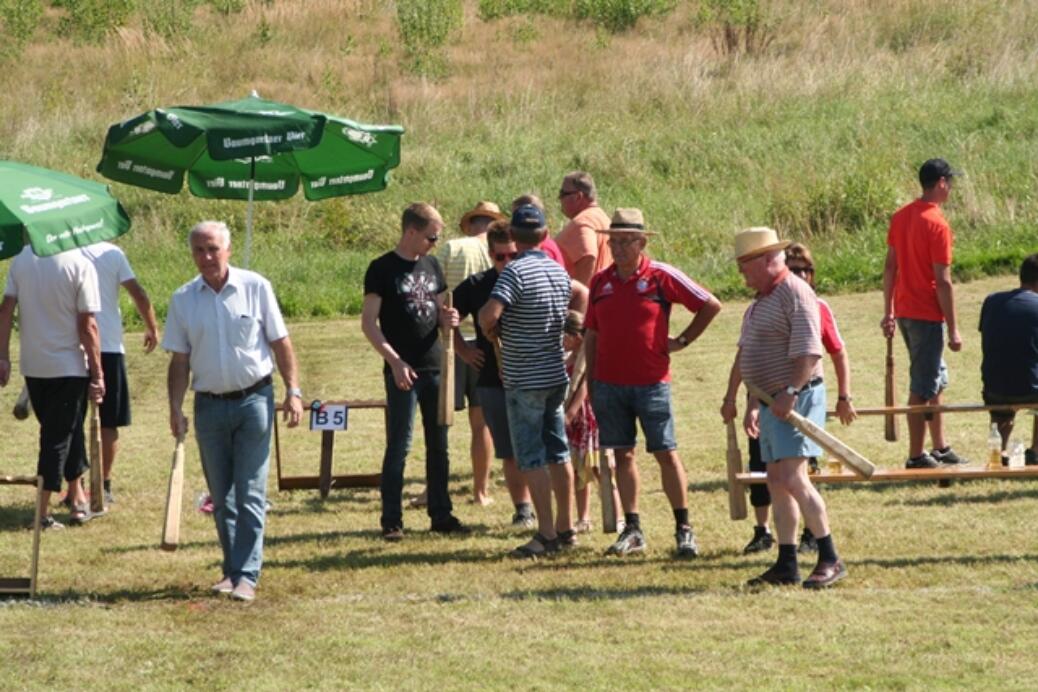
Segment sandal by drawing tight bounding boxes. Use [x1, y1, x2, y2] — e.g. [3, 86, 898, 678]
[557, 529, 578, 549]
[69, 504, 91, 526]
[509, 533, 559, 560]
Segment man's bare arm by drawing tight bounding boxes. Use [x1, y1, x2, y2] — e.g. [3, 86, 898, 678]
[122, 278, 160, 353]
[270, 335, 303, 427]
[167, 352, 190, 437]
[933, 262, 961, 351]
[77, 312, 104, 403]
[0, 295, 15, 387]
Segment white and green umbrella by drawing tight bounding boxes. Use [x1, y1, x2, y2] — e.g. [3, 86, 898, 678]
[97, 92, 404, 266]
[0, 161, 130, 260]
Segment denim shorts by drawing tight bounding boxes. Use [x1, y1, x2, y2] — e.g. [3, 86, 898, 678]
[590, 380, 677, 453]
[505, 385, 570, 471]
[758, 383, 825, 463]
[476, 386, 513, 459]
[898, 317, 948, 400]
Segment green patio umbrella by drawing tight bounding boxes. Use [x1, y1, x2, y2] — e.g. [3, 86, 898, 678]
[0, 161, 130, 260]
[97, 92, 404, 267]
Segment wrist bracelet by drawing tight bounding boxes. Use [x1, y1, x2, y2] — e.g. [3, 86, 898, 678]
[838, 395, 852, 402]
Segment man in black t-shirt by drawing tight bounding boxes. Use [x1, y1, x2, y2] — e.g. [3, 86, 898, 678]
[979, 254, 1038, 464]
[453, 223, 534, 528]
[362, 202, 468, 540]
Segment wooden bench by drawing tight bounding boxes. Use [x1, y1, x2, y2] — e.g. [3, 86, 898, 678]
[273, 400, 385, 498]
[0, 475, 44, 598]
[725, 402, 1038, 520]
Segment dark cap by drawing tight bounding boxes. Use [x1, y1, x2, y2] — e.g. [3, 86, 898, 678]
[511, 203, 546, 229]
[919, 158, 961, 187]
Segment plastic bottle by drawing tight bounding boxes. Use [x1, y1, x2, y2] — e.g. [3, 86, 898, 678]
[987, 423, 1003, 470]
[1010, 440, 1026, 468]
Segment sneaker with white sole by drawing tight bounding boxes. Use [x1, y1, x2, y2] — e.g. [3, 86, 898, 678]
[606, 525, 646, 556]
[511, 512, 535, 529]
[931, 446, 967, 465]
[675, 524, 698, 558]
[231, 580, 256, 602]
[905, 452, 941, 469]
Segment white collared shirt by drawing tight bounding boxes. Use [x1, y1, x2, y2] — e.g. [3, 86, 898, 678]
[161, 267, 288, 394]
[4, 245, 100, 378]
[80, 242, 134, 354]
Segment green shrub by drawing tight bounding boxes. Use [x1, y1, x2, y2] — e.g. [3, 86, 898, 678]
[209, 0, 245, 15]
[574, 0, 675, 33]
[696, 0, 773, 56]
[0, 0, 43, 56]
[141, 0, 200, 38]
[396, 0, 463, 76]
[478, 0, 560, 21]
[56, 0, 135, 43]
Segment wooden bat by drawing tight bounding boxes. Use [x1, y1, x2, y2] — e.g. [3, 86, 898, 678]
[161, 434, 186, 552]
[437, 293, 455, 426]
[745, 382, 875, 478]
[598, 449, 618, 534]
[725, 420, 748, 520]
[89, 401, 104, 513]
[13, 384, 30, 420]
[884, 336, 898, 441]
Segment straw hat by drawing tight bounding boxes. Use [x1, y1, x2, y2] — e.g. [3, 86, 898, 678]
[459, 201, 506, 234]
[734, 226, 791, 261]
[600, 208, 657, 235]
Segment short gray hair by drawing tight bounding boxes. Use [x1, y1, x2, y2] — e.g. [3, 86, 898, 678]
[188, 221, 231, 249]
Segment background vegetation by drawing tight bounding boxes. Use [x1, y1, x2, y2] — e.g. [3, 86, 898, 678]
[2, 277, 1038, 688]
[0, 0, 1034, 323]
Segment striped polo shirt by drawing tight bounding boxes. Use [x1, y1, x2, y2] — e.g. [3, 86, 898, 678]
[738, 270, 823, 396]
[490, 249, 571, 390]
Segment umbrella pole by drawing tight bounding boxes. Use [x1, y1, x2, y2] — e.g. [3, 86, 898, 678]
[244, 156, 256, 269]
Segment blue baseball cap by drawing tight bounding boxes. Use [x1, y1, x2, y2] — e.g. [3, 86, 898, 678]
[510, 204, 546, 229]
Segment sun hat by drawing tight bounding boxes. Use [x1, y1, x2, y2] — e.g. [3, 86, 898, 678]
[734, 226, 791, 262]
[597, 207, 657, 235]
[459, 200, 506, 234]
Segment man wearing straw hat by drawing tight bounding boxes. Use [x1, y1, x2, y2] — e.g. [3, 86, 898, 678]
[439, 201, 507, 507]
[584, 208, 721, 558]
[728, 227, 846, 588]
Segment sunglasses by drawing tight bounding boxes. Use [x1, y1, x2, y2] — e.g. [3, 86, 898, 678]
[494, 252, 518, 261]
[790, 266, 814, 276]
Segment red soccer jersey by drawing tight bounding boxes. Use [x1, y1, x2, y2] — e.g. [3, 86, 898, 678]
[887, 199, 954, 322]
[586, 256, 714, 386]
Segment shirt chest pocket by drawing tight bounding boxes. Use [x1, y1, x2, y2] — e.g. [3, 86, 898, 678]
[233, 314, 261, 348]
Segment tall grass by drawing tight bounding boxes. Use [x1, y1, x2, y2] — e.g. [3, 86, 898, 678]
[0, 0, 1036, 323]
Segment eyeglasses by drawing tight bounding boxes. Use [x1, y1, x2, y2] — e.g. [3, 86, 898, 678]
[789, 266, 814, 276]
[558, 189, 579, 199]
[494, 252, 518, 261]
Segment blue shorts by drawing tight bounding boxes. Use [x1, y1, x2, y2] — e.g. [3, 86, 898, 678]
[898, 317, 948, 400]
[591, 380, 677, 453]
[476, 386, 513, 459]
[759, 383, 825, 463]
[505, 385, 570, 471]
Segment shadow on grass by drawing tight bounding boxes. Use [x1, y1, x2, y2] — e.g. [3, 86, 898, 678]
[687, 479, 730, 493]
[100, 528, 379, 554]
[896, 487, 1038, 506]
[501, 584, 708, 601]
[856, 552, 1038, 569]
[0, 505, 35, 532]
[265, 546, 498, 572]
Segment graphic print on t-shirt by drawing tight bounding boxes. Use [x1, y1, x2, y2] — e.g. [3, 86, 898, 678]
[398, 269, 439, 325]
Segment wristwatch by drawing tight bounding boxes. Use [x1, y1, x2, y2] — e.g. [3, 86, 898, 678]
[676, 334, 690, 347]
[783, 385, 799, 397]
[287, 387, 303, 398]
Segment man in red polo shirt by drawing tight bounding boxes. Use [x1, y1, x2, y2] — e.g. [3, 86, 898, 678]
[585, 208, 721, 558]
[881, 158, 965, 469]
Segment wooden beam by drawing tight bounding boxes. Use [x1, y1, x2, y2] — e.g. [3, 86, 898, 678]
[828, 402, 1038, 418]
[736, 466, 1038, 484]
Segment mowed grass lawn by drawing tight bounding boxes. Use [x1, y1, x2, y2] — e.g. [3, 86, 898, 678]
[1, 273, 1037, 689]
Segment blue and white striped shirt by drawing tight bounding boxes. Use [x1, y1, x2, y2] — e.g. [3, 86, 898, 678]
[490, 250, 571, 390]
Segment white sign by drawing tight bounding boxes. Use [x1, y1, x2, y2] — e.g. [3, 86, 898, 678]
[310, 403, 348, 431]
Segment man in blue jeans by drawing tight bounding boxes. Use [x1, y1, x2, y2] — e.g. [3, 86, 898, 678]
[165, 221, 304, 602]
[362, 202, 467, 542]
[479, 204, 588, 559]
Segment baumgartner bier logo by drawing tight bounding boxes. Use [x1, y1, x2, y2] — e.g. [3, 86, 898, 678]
[21, 187, 53, 202]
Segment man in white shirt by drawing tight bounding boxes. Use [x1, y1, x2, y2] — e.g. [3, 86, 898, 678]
[164, 221, 303, 602]
[0, 245, 105, 529]
[80, 241, 160, 505]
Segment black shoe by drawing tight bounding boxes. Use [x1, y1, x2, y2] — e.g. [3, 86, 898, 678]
[747, 564, 801, 587]
[742, 527, 774, 555]
[797, 528, 818, 554]
[557, 528, 578, 549]
[931, 446, 967, 465]
[430, 515, 471, 535]
[905, 452, 940, 469]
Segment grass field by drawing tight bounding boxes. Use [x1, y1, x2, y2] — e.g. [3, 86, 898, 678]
[1, 0, 1037, 322]
[2, 274, 1037, 689]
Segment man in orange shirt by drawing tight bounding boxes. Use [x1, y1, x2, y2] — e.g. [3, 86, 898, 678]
[881, 158, 965, 469]
[557, 171, 613, 285]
